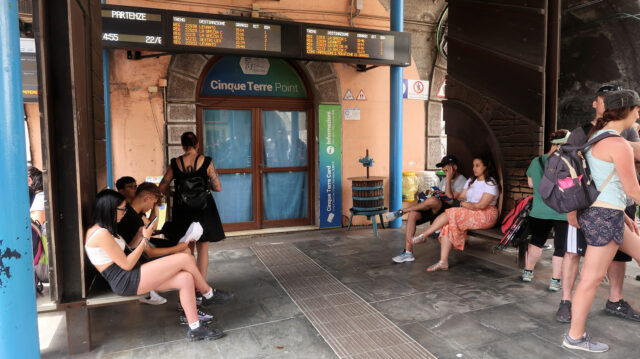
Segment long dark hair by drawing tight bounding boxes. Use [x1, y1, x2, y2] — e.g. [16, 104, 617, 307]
[28, 166, 43, 192]
[588, 107, 635, 138]
[469, 156, 500, 192]
[92, 189, 125, 237]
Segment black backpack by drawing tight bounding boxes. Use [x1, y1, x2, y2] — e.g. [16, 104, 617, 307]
[176, 155, 209, 210]
[538, 131, 619, 213]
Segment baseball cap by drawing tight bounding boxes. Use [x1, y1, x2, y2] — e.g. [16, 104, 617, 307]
[594, 85, 621, 99]
[436, 155, 458, 168]
[604, 89, 640, 110]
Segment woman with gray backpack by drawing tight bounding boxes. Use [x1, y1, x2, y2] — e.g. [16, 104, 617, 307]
[558, 90, 640, 353]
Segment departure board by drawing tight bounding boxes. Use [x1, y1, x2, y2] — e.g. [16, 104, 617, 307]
[305, 27, 394, 61]
[102, 7, 164, 47]
[101, 5, 411, 66]
[172, 16, 281, 52]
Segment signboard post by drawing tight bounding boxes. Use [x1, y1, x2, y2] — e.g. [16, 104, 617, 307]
[319, 104, 342, 228]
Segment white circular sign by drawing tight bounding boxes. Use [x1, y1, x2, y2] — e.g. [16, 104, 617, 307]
[327, 146, 335, 154]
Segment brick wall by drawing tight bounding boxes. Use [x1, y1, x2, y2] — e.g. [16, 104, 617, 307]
[446, 77, 542, 213]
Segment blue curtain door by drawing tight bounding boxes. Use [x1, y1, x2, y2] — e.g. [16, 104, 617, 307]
[202, 108, 310, 229]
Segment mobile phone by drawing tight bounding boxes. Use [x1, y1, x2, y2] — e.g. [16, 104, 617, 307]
[146, 216, 158, 229]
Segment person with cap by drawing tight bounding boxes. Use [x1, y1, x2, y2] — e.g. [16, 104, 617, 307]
[556, 86, 640, 325]
[561, 89, 640, 353]
[521, 129, 571, 291]
[412, 155, 500, 271]
[391, 155, 467, 263]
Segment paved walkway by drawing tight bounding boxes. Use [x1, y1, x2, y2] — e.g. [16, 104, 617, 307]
[39, 226, 640, 358]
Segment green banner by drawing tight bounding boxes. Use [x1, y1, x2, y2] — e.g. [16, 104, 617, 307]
[318, 104, 342, 228]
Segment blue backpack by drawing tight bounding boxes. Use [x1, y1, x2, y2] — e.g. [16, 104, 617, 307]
[538, 131, 619, 213]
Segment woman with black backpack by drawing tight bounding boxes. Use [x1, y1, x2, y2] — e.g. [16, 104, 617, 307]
[159, 132, 228, 291]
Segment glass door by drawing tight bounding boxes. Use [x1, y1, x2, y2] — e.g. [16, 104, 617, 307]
[202, 109, 256, 230]
[260, 110, 310, 226]
[201, 107, 312, 230]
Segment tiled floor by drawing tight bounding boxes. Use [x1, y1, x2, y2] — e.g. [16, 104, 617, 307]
[253, 243, 435, 358]
[38, 226, 640, 358]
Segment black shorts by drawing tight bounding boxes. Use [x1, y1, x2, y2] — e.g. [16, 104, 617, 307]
[569, 204, 635, 261]
[527, 217, 567, 257]
[416, 201, 451, 225]
[100, 263, 141, 296]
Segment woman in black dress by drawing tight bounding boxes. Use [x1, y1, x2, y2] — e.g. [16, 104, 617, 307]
[159, 132, 225, 280]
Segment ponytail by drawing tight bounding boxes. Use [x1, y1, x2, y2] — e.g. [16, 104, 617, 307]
[587, 107, 633, 138]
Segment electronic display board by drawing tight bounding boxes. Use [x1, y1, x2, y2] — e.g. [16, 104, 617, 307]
[102, 6, 164, 48]
[305, 28, 394, 61]
[100, 5, 411, 66]
[172, 16, 281, 52]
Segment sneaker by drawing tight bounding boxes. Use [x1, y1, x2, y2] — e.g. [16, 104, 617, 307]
[562, 332, 609, 353]
[187, 324, 224, 342]
[180, 308, 215, 325]
[548, 278, 561, 292]
[201, 289, 235, 306]
[385, 209, 403, 221]
[556, 300, 571, 323]
[139, 290, 167, 305]
[392, 250, 415, 263]
[604, 299, 640, 321]
[521, 270, 533, 282]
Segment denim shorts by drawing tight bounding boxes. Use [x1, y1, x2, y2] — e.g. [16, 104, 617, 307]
[578, 207, 625, 247]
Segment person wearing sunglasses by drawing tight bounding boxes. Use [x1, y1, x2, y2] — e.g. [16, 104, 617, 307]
[116, 176, 138, 203]
[555, 85, 640, 325]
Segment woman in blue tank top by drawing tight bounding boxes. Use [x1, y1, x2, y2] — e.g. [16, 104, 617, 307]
[563, 90, 640, 353]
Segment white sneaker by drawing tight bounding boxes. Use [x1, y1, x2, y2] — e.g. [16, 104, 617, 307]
[179, 222, 203, 243]
[392, 250, 415, 263]
[385, 210, 403, 221]
[139, 290, 167, 305]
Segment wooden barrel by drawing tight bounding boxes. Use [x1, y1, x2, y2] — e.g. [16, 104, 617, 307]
[348, 176, 385, 211]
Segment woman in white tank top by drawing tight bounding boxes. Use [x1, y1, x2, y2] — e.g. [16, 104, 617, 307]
[84, 189, 225, 341]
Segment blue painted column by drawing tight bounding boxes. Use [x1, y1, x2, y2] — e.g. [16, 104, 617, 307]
[102, 0, 113, 188]
[389, 0, 404, 228]
[0, 0, 41, 358]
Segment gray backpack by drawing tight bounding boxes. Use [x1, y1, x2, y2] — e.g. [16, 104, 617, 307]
[538, 132, 619, 213]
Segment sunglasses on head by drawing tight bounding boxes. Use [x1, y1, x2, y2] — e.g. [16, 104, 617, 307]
[598, 85, 622, 94]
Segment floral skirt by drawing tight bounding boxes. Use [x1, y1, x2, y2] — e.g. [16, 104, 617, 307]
[439, 206, 499, 250]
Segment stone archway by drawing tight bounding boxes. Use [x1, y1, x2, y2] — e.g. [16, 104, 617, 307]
[164, 54, 341, 163]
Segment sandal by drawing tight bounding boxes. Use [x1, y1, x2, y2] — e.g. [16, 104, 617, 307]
[427, 261, 449, 272]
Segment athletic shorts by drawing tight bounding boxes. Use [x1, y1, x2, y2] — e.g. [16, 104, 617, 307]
[416, 202, 451, 225]
[566, 205, 635, 260]
[528, 217, 567, 257]
[578, 207, 625, 247]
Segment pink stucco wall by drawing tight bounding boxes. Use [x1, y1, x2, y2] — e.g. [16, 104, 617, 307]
[107, 0, 426, 227]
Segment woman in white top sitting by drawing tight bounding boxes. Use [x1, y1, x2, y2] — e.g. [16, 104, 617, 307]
[84, 189, 223, 341]
[414, 156, 500, 271]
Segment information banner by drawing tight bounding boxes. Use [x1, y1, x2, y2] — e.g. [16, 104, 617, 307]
[319, 104, 342, 228]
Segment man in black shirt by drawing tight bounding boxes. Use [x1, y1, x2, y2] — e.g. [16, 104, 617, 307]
[118, 182, 201, 306]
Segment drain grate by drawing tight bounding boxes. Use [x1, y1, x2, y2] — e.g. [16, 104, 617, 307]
[252, 243, 436, 359]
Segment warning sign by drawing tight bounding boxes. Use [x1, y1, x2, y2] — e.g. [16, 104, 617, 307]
[436, 79, 446, 98]
[357, 89, 366, 101]
[406, 79, 429, 100]
[343, 89, 355, 100]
